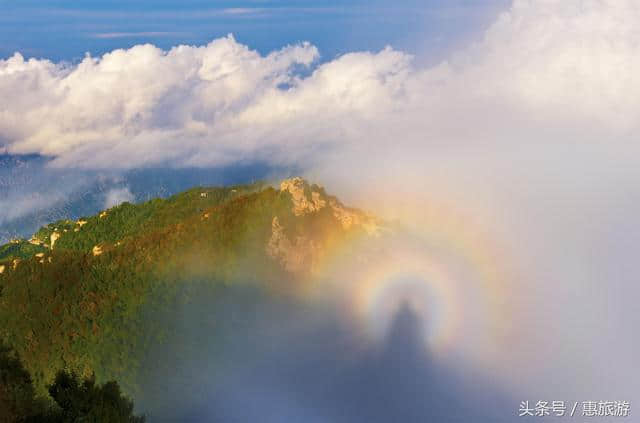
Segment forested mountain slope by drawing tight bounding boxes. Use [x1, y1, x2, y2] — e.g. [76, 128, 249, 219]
[0, 178, 380, 397]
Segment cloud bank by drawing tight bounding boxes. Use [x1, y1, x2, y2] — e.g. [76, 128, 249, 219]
[0, 0, 638, 170]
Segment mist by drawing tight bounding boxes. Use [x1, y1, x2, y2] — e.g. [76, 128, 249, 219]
[309, 142, 640, 405]
[136, 280, 518, 422]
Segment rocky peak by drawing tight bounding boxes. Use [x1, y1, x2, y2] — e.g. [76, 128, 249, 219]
[267, 178, 383, 275]
[279, 177, 327, 216]
[278, 177, 380, 235]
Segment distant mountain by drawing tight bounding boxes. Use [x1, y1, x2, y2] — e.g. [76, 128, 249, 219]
[0, 178, 381, 398]
[0, 153, 279, 244]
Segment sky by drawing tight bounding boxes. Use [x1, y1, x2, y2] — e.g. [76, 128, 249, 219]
[0, 0, 509, 63]
[1, 0, 640, 421]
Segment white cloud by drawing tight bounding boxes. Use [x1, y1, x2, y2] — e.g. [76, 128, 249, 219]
[0, 191, 67, 225]
[104, 186, 135, 208]
[0, 35, 320, 168]
[0, 1, 638, 169]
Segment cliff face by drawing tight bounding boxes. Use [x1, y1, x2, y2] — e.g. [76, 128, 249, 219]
[266, 177, 380, 274]
[266, 216, 320, 274]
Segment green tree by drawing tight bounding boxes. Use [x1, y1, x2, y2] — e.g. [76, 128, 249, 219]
[45, 371, 145, 423]
[0, 342, 42, 422]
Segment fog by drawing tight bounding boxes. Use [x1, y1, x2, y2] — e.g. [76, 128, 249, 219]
[137, 281, 517, 422]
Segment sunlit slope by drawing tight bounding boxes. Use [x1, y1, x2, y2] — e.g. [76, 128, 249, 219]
[0, 178, 379, 396]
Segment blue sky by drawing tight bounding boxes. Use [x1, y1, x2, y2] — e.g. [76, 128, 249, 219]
[0, 0, 509, 62]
